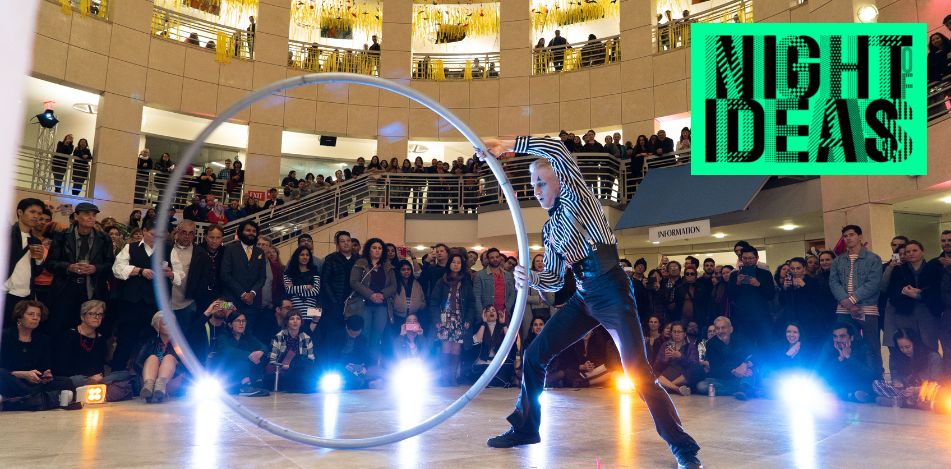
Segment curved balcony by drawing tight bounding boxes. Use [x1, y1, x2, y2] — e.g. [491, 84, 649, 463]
[151, 5, 253, 61]
[652, 0, 753, 53]
[288, 41, 380, 76]
[412, 52, 501, 80]
[532, 35, 621, 75]
[16, 145, 92, 198]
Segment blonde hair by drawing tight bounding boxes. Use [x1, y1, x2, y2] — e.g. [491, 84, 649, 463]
[528, 158, 552, 175]
[151, 312, 165, 331]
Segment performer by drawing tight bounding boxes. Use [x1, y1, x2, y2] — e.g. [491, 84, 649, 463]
[479, 137, 702, 469]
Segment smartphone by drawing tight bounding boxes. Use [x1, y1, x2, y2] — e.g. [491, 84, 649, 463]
[406, 323, 422, 332]
[306, 307, 321, 318]
[623, 266, 633, 272]
[891, 253, 900, 263]
[398, 246, 408, 258]
[220, 301, 232, 310]
[646, 276, 656, 285]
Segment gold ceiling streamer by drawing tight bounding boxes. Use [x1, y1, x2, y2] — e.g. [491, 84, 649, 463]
[412, 3, 499, 45]
[290, 1, 383, 44]
[531, 0, 620, 33]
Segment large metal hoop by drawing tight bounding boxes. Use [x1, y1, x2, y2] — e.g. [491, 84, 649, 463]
[152, 73, 530, 449]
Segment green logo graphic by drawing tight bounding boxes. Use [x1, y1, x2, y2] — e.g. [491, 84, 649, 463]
[691, 23, 926, 175]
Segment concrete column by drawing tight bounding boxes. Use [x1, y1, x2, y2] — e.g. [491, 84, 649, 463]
[376, 0, 413, 163]
[821, 175, 895, 259]
[244, 0, 292, 195]
[620, 0, 657, 140]
[497, 0, 531, 137]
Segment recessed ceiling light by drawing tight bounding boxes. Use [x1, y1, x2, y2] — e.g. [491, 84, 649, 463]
[941, 196, 951, 204]
[416, 245, 426, 250]
[856, 4, 878, 22]
[781, 224, 796, 231]
[705, 254, 712, 257]
[652, 241, 660, 244]
[714, 233, 726, 238]
[530, 245, 541, 250]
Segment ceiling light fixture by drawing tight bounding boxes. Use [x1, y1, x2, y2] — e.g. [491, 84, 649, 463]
[941, 196, 951, 204]
[211, 162, 225, 167]
[856, 4, 878, 22]
[416, 245, 426, 251]
[714, 233, 726, 239]
[652, 241, 660, 244]
[72, 103, 98, 114]
[530, 245, 541, 250]
[781, 224, 796, 231]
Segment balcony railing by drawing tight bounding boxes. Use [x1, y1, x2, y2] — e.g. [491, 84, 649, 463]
[653, 0, 753, 53]
[16, 145, 92, 198]
[133, 169, 241, 210]
[151, 6, 253, 61]
[412, 52, 501, 80]
[176, 150, 688, 248]
[928, 75, 951, 126]
[532, 35, 621, 75]
[54, 0, 109, 20]
[287, 41, 380, 76]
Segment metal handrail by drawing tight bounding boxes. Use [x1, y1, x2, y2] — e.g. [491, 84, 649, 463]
[928, 76, 951, 125]
[151, 5, 253, 60]
[53, 0, 109, 20]
[412, 52, 501, 80]
[133, 168, 241, 209]
[287, 40, 380, 76]
[16, 145, 93, 198]
[653, 0, 753, 53]
[532, 34, 621, 75]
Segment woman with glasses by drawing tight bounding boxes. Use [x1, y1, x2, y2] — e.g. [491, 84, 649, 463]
[52, 300, 132, 400]
[214, 311, 270, 396]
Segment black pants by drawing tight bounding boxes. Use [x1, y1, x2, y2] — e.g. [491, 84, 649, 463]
[43, 282, 90, 339]
[0, 369, 74, 399]
[507, 265, 700, 459]
[112, 299, 157, 371]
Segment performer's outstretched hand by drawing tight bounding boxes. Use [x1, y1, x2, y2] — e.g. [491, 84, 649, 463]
[513, 265, 530, 290]
[477, 139, 517, 161]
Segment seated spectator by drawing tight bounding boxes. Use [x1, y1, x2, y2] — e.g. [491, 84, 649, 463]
[676, 127, 691, 151]
[758, 322, 817, 399]
[213, 311, 270, 396]
[263, 189, 284, 209]
[698, 323, 716, 362]
[134, 312, 185, 403]
[469, 306, 518, 387]
[779, 257, 825, 344]
[653, 321, 702, 396]
[325, 315, 384, 389]
[0, 301, 75, 404]
[390, 314, 428, 366]
[183, 196, 207, 222]
[553, 326, 622, 388]
[223, 199, 246, 221]
[818, 321, 876, 402]
[245, 197, 263, 215]
[187, 299, 236, 368]
[52, 300, 132, 401]
[515, 316, 547, 382]
[265, 309, 316, 393]
[226, 160, 244, 194]
[695, 316, 755, 399]
[207, 202, 228, 224]
[873, 328, 943, 408]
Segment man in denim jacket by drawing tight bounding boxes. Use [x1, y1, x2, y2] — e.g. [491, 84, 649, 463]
[829, 225, 883, 377]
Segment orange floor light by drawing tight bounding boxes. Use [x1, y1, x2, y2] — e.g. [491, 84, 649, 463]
[76, 385, 106, 404]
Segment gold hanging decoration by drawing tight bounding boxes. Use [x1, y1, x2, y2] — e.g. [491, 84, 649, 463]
[79, 0, 91, 18]
[154, 0, 259, 29]
[290, 1, 383, 44]
[413, 3, 499, 45]
[60, 0, 72, 16]
[98, 0, 108, 18]
[215, 31, 234, 64]
[531, 0, 620, 33]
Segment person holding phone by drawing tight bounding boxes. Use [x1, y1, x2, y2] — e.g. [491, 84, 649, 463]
[187, 298, 236, 368]
[779, 258, 824, 345]
[724, 246, 775, 348]
[391, 313, 426, 362]
[478, 137, 702, 469]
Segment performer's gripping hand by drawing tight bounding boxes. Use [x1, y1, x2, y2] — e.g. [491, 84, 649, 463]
[477, 139, 517, 161]
[513, 265, 530, 290]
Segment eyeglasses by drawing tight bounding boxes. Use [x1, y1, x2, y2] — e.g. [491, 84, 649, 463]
[180, 231, 196, 236]
[85, 312, 104, 318]
[232, 319, 247, 324]
[685, 272, 697, 276]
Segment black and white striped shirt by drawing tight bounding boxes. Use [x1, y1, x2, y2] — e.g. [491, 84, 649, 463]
[514, 136, 616, 292]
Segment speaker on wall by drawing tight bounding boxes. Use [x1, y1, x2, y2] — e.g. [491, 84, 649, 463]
[319, 136, 337, 147]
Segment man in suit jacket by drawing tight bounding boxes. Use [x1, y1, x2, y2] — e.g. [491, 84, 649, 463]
[42, 202, 115, 338]
[547, 29, 569, 71]
[221, 220, 266, 327]
[3, 198, 45, 328]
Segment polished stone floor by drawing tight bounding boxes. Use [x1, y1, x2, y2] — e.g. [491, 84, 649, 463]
[2, 385, 949, 468]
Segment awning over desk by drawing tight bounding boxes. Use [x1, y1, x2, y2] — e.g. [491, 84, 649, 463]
[615, 164, 769, 230]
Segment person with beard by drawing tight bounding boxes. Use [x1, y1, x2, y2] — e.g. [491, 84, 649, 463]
[479, 137, 701, 469]
[220, 220, 267, 326]
[321, 231, 358, 331]
[473, 248, 516, 323]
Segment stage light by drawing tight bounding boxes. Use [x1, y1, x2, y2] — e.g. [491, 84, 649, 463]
[76, 384, 106, 404]
[320, 373, 343, 393]
[393, 359, 429, 393]
[35, 109, 59, 129]
[192, 377, 222, 399]
[780, 376, 823, 408]
[616, 376, 634, 393]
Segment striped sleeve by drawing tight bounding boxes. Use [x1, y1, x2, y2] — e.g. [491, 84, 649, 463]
[530, 222, 567, 292]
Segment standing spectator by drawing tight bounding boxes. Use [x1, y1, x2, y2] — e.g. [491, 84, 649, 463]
[673, 267, 710, 326]
[581, 130, 605, 152]
[53, 135, 74, 194]
[154, 153, 173, 200]
[603, 135, 621, 158]
[137, 149, 153, 170]
[473, 248, 516, 317]
[226, 160, 244, 195]
[224, 199, 246, 221]
[352, 157, 367, 178]
[885, 241, 942, 352]
[368, 34, 380, 52]
[654, 130, 675, 156]
[580, 34, 602, 66]
[349, 238, 396, 357]
[192, 224, 225, 314]
[829, 225, 883, 377]
[244, 197, 263, 215]
[218, 159, 232, 181]
[526, 254, 556, 324]
[818, 321, 876, 402]
[725, 245, 775, 346]
[676, 127, 691, 151]
[196, 167, 216, 196]
[169, 220, 204, 330]
[43, 203, 115, 338]
[4, 198, 44, 328]
[547, 29, 568, 71]
[695, 316, 755, 397]
[430, 253, 477, 386]
[653, 321, 701, 396]
[322, 231, 357, 330]
[421, 244, 449, 295]
[128, 209, 144, 230]
[633, 135, 652, 158]
[220, 220, 267, 324]
[779, 257, 825, 344]
[110, 221, 174, 370]
[0, 301, 75, 403]
[71, 138, 92, 196]
[183, 196, 207, 222]
[283, 246, 320, 313]
[281, 170, 299, 189]
[263, 188, 284, 209]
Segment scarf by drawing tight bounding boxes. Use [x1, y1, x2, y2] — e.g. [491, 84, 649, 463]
[443, 270, 465, 313]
